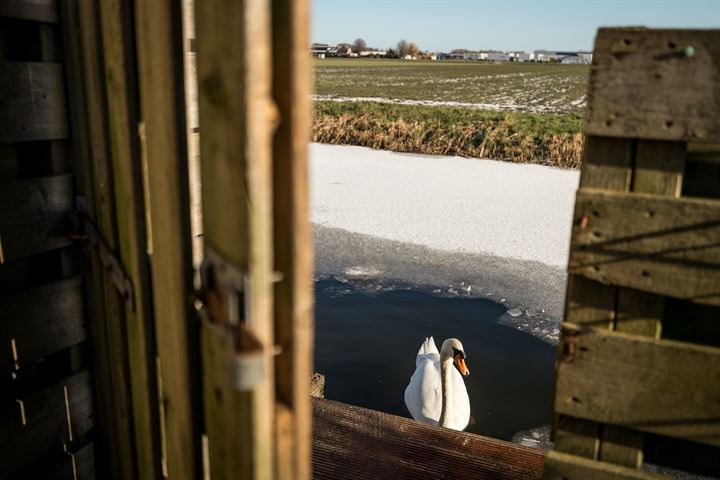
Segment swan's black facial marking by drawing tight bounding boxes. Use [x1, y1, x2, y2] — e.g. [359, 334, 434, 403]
[452, 347, 466, 359]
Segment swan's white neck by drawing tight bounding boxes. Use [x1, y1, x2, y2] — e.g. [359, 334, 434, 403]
[439, 357, 454, 428]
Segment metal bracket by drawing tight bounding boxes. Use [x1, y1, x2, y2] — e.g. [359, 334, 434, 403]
[197, 245, 267, 391]
[72, 197, 135, 311]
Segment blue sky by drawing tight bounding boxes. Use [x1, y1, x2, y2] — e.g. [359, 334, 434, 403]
[311, 0, 720, 52]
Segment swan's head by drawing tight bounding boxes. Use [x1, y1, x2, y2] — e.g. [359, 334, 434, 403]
[441, 338, 469, 377]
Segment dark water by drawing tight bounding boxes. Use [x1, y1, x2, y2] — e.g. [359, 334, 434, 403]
[314, 278, 556, 440]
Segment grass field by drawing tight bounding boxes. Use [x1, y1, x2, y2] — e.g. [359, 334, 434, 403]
[313, 58, 590, 114]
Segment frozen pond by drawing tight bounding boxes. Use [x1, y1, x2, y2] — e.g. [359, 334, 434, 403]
[311, 143, 577, 444]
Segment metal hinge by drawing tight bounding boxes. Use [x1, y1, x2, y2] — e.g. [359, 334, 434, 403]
[71, 197, 135, 311]
[196, 245, 269, 391]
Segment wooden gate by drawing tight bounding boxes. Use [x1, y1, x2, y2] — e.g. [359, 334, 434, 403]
[545, 28, 720, 479]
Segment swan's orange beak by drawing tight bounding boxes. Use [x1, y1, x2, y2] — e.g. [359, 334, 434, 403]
[454, 355, 469, 376]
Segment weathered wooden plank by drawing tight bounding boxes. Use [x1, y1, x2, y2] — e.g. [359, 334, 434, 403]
[0, 0, 58, 23]
[544, 451, 663, 480]
[0, 370, 94, 478]
[0, 62, 68, 142]
[553, 415, 600, 459]
[569, 189, 720, 305]
[585, 28, 720, 142]
[97, 1, 161, 477]
[61, 1, 137, 477]
[313, 397, 544, 480]
[134, 0, 200, 478]
[0, 276, 86, 374]
[555, 324, 720, 446]
[271, 0, 313, 477]
[10, 442, 96, 480]
[564, 275, 615, 329]
[195, 0, 277, 477]
[0, 174, 74, 262]
[579, 136, 634, 191]
[557, 135, 634, 461]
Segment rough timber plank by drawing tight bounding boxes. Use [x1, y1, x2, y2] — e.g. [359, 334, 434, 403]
[62, 1, 136, 476]
[569, 189, 720, 306]
[544, 451, 663, 480]
[312, 397, 544, 480]
[195, 0, 276, 477]
[557, 135, 634, 461]
[555, 324, 720, 446]
[0, 0, 58, 23]
[0, 174, 74, 262]
[0, 276, 86, 374]
[271, 0, 313, 477]
[0, 370, 94, 478]
[134, 0, 199, 478]
[97, 0, 161, 477]
[585, 28, 720, 142]
[0, 62, 68, 142]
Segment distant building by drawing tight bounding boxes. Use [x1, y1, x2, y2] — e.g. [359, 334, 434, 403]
[533, 50, 592, 64]
[359, 49, 388, 58]
[508, 51, 530, 62]
[310, 43, 330, 58]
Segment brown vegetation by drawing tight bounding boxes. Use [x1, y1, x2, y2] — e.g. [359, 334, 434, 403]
[312, 103, 585, 168]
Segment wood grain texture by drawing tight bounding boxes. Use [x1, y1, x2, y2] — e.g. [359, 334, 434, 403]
[569, 189, 720, 305]
[62, 1, 137, 476]
[0, 0, 58, 23]
[544, 451, 663, 480]
[312, 397, 544, 480]
[10, 442, 96, 480]
[0, 174, 74, 261]
[134, 0, 200, 478]
[0, 370, 94, 478]
[585, 28, 720, 142]
[579, 136, 634, 191]
[195, 0, 276, 477]
[97, 0, 161, 477]
[0, 276, 86, 374]
[271, 0, 313, 477]
[0, 62, 68, 142]
[555, 324, 720, 446]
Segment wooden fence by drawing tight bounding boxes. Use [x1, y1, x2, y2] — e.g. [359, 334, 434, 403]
[544, 28, 720, 480]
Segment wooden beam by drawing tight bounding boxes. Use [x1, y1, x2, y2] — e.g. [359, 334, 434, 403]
[584, 28, 720, 142]
[0, 175, 74, 262]
[0, 370, 94, 478]
[0, 62, 68, 142]
[0, 276, 87, 374]
[97, 0, 161, 477]
[555, 324, 720, 446]
[60, 1, 137, 476]
[271, 0, 313, 477]
[133, 0, 200, 478]
[0, 0, 58, 23]
[569, 189, 720, 306]
[312, 397, 544, 480]
[195, 0, 276, 477]
[544, 451, 663, 480]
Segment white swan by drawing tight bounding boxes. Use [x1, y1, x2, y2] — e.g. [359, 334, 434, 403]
[404, 337, 471, 431]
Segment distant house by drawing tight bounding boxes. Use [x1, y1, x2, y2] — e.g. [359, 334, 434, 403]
[327, 43, 353, 57]
[310, 43, 330, 59]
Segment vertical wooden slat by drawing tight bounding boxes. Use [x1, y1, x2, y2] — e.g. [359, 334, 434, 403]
[271, 0, 313, 477]
[557, 135, 635, 460]
[97, 1, 161, 478]
[133, 0, 200, 478]
[60, 1, 137, 477]
[195, 0, 276, 477]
